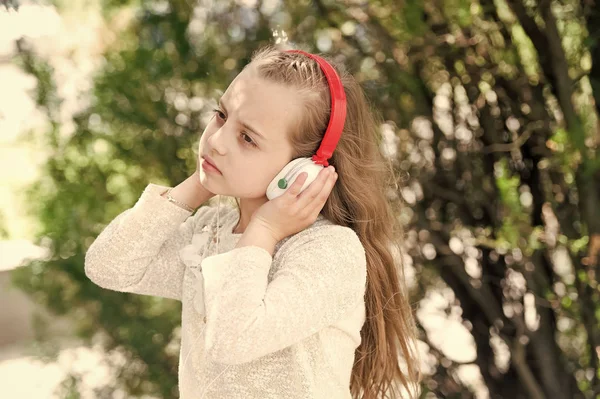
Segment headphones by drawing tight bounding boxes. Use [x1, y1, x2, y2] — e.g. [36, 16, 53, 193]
[265, 49, 347, 200]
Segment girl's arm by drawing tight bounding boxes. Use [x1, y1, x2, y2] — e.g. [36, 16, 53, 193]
[200, 225, 367, 364]
[85, 178, 216, 301]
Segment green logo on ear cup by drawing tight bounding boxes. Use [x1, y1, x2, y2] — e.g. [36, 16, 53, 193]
[278, 178, 288, 189]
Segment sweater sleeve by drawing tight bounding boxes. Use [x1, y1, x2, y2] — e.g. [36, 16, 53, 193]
[84, 183, 216, 301]
[200, 225, 367, 365]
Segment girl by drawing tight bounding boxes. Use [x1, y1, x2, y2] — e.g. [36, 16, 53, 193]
[85, 45, 421, 398]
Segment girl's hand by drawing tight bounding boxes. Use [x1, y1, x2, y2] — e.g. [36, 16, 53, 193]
[251, 166, 338, 242]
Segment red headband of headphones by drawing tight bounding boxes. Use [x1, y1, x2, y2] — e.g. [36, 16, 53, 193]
[285, 49, 347, 167]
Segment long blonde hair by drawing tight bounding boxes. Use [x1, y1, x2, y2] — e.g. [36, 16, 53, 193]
[235, 44, 422, 398]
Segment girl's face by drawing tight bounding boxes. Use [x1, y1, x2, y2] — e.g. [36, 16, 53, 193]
[198, 66, 303, 199]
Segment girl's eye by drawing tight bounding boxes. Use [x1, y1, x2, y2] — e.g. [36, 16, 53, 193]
[211, 108, 258, 148]
[240, 132, 257, 147]
[212, 108, 226, 120]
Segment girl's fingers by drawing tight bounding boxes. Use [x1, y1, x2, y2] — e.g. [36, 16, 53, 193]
[303, 170, 337, 217]
[286, 172, 309, 197]
[312, 169, 337, 207]
[297, 166, 335, 205]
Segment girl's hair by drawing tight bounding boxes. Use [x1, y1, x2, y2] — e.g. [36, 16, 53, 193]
[234, 44, 422, 398]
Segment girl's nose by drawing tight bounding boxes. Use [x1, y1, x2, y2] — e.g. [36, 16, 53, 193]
[207, 128, 227, 155]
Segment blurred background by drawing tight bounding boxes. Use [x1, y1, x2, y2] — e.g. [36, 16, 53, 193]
[1, 0, 598, 398]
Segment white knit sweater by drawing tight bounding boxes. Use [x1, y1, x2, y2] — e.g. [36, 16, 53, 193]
[85, 183, 367, 398]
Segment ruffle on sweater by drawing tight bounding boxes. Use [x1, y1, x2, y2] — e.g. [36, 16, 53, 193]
[178, 206, 239, 316]
[179, 225, 212, 315]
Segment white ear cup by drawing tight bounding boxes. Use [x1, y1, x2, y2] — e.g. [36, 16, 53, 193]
[266, 157, 325, 200]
